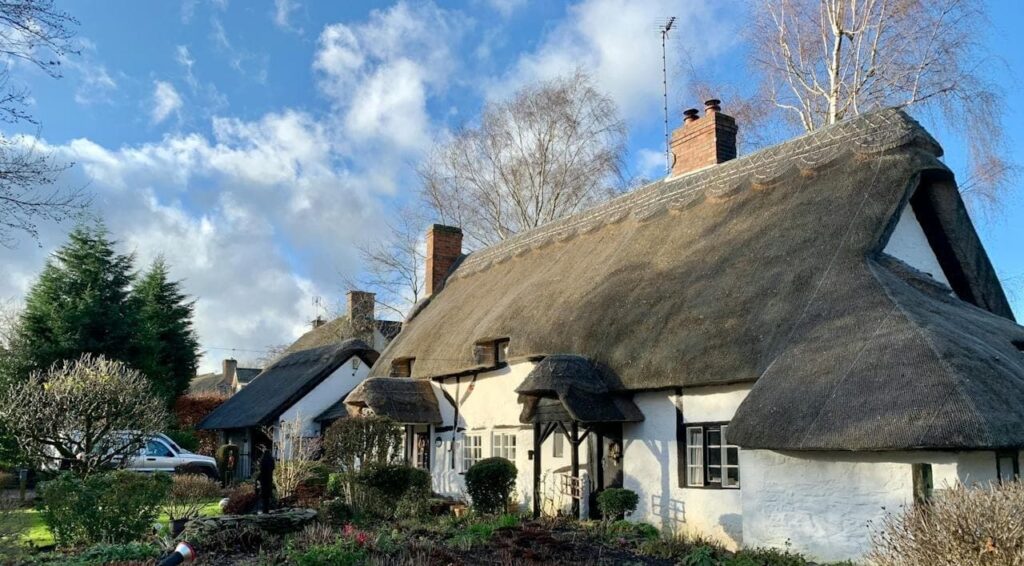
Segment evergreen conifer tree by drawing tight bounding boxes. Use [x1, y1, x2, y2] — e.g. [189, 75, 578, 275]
[16, 223, 141, 374]
[134, 257, 200, 402]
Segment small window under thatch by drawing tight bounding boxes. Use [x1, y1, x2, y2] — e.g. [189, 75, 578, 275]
[391, 357, 414, 377]
[473, 338, 510, 366]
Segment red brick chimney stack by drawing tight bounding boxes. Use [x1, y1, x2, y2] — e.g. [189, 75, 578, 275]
[425, 224, 463, 296]
[669, 98, 738, 177]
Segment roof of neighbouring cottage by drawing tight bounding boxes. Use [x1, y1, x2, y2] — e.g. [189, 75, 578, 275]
[198, 339, 377, 430]
[365, 108, 1024, 451]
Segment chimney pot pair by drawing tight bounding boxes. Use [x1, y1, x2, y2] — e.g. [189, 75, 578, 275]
[670, 98, 738, 177]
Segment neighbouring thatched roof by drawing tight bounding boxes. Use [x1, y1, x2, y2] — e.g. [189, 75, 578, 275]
[345, 378, 442, 424]
[198, 339, 377, 430]
[370, 109, 1024, 450]
[516, 355, 643, 424]
[285, 316, 402, 355]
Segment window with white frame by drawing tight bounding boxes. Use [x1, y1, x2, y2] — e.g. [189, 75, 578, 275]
[682, 423, 740, 489]
[463, 434, 482, 471]
[493, 432, 516, 460]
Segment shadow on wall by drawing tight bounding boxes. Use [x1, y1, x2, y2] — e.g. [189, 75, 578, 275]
[642, 438, 687, 533]
[719, 513, 742, 542]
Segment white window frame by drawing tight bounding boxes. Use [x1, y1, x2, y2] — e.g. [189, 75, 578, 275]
[683, 422, 740, 489]
[492, 431, 516, 461]
[462, 434, 482, 471]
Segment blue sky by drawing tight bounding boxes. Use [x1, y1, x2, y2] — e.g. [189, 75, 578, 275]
[1, 0, 1022, 371]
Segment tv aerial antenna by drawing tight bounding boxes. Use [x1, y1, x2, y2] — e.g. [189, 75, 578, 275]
[658, 17, 677, 175]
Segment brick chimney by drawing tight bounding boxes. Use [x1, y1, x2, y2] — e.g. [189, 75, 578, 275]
[347, 290, 376, 345]
[222, 358, 237, 390]
[426, 224, 463, 296]
[669, 99, 738, 177]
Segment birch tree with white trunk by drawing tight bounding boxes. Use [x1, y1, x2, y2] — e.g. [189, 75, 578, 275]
[419, 70, 628, 249]
[750, 0, 1012, 207]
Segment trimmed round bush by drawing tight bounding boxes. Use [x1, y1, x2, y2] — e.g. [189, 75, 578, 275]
[465, 457, 517, 515]
[597, 488, 639, 520]
[356, 463, 430, 500]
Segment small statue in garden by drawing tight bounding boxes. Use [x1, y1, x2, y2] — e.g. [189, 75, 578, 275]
[255, 447, 276, 514]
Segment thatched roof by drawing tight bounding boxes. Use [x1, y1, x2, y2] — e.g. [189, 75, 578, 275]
[198, 339, 377, 430]
[370, 108, 1024, 450]
[286, 316, 401, 355]
[517, 355, 643, 424]
[345, 378, 442, 424]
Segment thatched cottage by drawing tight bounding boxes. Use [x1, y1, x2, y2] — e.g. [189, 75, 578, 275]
[345, 104, 1024, 561]
[198, 291, 400, 476]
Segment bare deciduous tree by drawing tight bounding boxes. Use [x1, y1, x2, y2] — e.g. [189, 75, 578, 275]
[344, 208, 426, 319]
[0, 0, 88, 246]
[0, 355, 169, 475]
[419, 70, 628, 249]
[750, 0, 1012, 207]
[264, 415, 322, 500]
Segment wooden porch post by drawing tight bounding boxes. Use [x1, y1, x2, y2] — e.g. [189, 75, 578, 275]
[570, 421, 580, 517]
[596, 429, 605, 492]
[533, 421, 542, 518]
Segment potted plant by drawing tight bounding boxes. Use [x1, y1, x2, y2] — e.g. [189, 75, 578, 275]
[163, 473, 222, 536]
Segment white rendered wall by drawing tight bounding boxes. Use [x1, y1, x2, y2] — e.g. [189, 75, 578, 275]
[430, 361, 588, 513]
[277, 357, 371, 439]
[623, 385, 751, 548]
[883, 204, 951, 286]
[740, 450, 1000, 562]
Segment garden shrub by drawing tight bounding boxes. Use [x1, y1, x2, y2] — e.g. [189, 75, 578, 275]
[326, 472, 345, 498]
[869, 481, 1024, 566]
[321, 415, 403, 504]
[465, 457, 517, 515]
[164, 428, 199, 453]
[288, 543, 367, 566]
[317, 498, 354, 526]
[38, 470, 171, 547]
[173, 393, 228, 455]
[190, 522, 275, 554]
[597, 488, 639, 520]
[224, 482, 258, 515]
[732, 546, 808, 566]
[163, 473, 222, 522]
[351, 463, 431, 518]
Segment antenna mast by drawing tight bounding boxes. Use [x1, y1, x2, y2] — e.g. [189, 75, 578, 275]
[659, 17, 676, 175]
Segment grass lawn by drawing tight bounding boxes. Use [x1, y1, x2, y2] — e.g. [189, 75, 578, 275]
[10, 507, 54, 548]
[8, 499, 222, 549]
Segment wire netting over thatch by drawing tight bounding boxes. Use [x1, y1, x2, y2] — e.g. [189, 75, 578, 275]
[369, 109, 1024, 451]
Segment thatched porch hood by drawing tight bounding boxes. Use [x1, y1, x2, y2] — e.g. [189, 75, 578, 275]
[370, 108, 1024, 451]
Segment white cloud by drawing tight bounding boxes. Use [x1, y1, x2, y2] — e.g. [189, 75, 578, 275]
[176, 45, 197, 89]
[491, 0, 738, 119]
[151, 80, 183, 124]
[273, 0, 302, 32]
[73, 64, 117, 105]
[313, 1, 466, 150]
[0, 105, 391, 371]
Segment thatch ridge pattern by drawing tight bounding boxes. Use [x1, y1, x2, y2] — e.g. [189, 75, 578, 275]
[451, 109, 938, 281]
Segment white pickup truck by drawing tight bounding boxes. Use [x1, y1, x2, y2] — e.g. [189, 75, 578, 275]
[125, 433, 219, 479]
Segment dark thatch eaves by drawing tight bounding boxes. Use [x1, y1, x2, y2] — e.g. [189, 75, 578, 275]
[370, 108, 1024, 451]
[198, 339, 377, 430]
[345, 378, 442, 424]
[516, 355, 643, 424]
